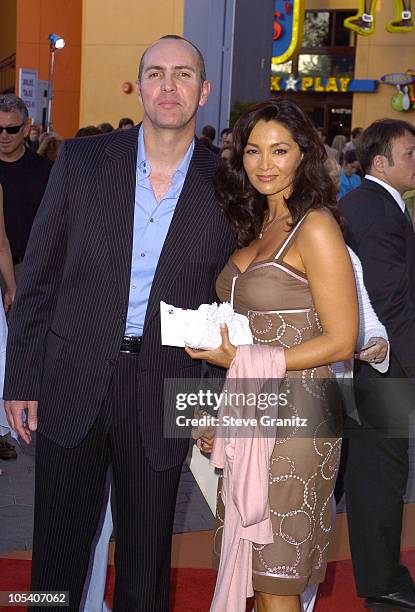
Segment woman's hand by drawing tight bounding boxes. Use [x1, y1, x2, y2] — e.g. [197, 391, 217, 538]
[196, 431, 215, 454]
[185, 323, 237, 369]
[192, 410, 216, 454]
[356, 336, 388, 364]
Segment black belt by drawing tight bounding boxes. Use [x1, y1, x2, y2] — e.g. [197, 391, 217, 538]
[120, 336, 142, 354]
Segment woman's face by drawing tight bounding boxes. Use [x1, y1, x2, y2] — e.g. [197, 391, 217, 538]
[242, 119, 303, 198]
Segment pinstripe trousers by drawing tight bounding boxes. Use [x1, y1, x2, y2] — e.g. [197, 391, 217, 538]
[30, 353, 183, 611]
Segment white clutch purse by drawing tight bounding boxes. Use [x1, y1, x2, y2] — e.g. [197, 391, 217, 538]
[160, 301, 253, 349]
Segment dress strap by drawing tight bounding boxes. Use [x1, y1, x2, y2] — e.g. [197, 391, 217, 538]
[274, 214, 308, 260]
[230, 274, 237, 309]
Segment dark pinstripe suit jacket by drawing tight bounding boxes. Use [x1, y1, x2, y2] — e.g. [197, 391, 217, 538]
[340, 178, 415, 383]
[3, 126, 236, 469]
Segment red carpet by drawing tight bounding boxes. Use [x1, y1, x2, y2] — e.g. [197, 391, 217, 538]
[1, 551, 415, 611]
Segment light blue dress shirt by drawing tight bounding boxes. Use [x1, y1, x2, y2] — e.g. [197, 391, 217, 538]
[125, 126, 194, 336]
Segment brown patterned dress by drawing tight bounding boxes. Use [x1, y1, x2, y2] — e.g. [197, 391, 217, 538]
[213, 217, 342, 596]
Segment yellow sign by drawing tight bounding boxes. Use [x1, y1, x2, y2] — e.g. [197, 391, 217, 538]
[272, 0, 305, 64]
[271, 76, 352, 93]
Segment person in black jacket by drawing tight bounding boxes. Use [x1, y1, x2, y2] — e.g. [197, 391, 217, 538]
[339, 119, 415, 612]
[0, 95, 51, 284]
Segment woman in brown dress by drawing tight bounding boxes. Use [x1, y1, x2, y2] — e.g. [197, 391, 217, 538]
[186, 98, 358, 612]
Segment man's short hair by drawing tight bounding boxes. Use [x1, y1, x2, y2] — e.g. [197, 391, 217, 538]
[220, 127, 232, 138]
[357, 119, 415, 174]
[199, 135, 213, 150]
[137, 35, 206, 84]
[201, 125, 215, 141]
[118, 117, 134, 129]
[0, 94, 29, 122]
[344, 149, 357, 165]
[351, 127, 363, 140]
[98, 122, 114, 133]
[75, 125, 103, 138]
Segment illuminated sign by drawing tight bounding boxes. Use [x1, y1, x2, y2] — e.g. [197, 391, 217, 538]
[270, 75, 377, 93]
[380, 71, 415, 111]
[407, 68, 415, 104]
[272, 0, 305, 64]
[380, 72, 415, 85]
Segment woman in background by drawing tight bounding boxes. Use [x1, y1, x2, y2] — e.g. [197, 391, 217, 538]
[37, 135, 62, 164]
[331, 134, 347, 165]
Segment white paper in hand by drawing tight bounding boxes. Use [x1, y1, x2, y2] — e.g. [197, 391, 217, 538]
[160, 301, 253, 349]
[160, 301, 188, 347]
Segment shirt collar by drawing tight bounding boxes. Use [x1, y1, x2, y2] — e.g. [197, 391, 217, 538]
[136, 124, 195, 186]
[365, 174, 406, 213]
[137, 125, 150, 180]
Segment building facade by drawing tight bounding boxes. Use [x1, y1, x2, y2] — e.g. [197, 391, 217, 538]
[0, 0, 414, 139]
[271, 0, 415, 138]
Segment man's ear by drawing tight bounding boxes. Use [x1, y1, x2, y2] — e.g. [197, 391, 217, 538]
[372, 154, 388, 174]
[199, 80, 211, 108]
[136, 80, 143, 106]
[23, 119, 31, 139]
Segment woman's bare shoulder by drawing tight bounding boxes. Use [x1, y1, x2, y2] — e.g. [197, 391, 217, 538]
[299, 208, 341, 240]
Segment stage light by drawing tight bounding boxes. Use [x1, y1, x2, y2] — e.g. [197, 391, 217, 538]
[48, 33, 65, 49]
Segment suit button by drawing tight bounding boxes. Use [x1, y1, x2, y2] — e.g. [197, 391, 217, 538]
[120, 314, 126, 323]
[106, 359, 114, 367]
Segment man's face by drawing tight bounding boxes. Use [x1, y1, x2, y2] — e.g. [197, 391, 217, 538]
[137, 39, 210, 131]
[382, 131, 415, 194]
[221, 131, 233, 147]
[344, 160, 360, 177]
[0, 110, 30, 158]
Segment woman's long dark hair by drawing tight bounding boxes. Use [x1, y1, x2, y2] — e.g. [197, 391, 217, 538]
[216, 98, 342, 247]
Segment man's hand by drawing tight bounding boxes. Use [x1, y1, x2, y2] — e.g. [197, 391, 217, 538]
[185, 323, 237, 369]
[356, 336, 388, 364]
[5, 400, 38, 444]
[3, 286, 16, 313]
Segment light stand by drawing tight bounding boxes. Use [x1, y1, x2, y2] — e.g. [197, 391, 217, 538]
[46, 34, 65, 131]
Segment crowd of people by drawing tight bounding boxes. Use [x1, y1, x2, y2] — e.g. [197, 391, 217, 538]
[0, 32, 415, 612]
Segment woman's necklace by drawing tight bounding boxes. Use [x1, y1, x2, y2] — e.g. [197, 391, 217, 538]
[259, 214, 280, 239]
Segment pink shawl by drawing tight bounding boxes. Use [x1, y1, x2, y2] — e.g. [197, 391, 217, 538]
[209, 344, 286, 612]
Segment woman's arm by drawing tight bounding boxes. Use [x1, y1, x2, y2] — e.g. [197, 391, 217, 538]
[0, 185, 16, 312]
[347, 246, 389, 372]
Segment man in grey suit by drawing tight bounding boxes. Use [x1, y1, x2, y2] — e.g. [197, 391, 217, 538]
[4, 36, 235, 611]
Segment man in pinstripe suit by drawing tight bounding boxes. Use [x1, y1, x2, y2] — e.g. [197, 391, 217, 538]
[3, 36, 235, 611]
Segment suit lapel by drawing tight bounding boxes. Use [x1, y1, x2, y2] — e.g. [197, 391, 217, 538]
[362, 178, 405, 217]
[98, 126, 138, 313]
[144, 142, 218, 329]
